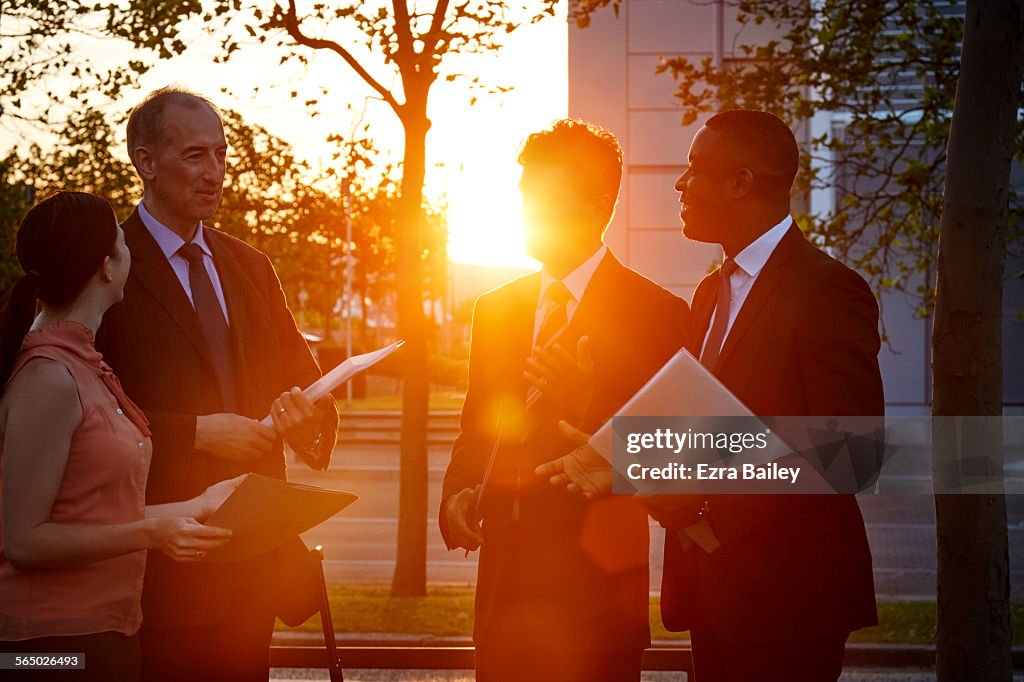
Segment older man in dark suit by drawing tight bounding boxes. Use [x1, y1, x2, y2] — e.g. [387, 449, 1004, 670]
[440, 120, 689, 681]
[96, 87, 339, 681]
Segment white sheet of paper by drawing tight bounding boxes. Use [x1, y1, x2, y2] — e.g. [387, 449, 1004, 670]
[260, 340, 404, 425]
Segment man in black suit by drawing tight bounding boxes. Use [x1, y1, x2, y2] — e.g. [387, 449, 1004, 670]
[439, 119, 688, 681]
[539, 110, 882, 681]
[96, 87, 339, 681]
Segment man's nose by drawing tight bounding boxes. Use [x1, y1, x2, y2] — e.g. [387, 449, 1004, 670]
[204, 154, 225, 181]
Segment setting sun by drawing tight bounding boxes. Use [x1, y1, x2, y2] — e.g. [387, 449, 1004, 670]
[428, 10, 567, 268]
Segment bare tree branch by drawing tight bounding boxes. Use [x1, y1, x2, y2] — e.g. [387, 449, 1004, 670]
[283, 0, 402, 114]
[391, 0, 414, 64]
[425, 0, 452, 53]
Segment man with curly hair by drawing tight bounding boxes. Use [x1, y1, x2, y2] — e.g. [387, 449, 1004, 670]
[440, 119, 689, 680]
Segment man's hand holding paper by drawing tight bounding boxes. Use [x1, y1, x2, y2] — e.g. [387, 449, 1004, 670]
[269, 386, 332, 455]
[258, 341, 404, 427]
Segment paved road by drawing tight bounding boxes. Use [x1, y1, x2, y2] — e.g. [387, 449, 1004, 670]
[270, 668, 1024, 681]
[293, 443, 1024, 601]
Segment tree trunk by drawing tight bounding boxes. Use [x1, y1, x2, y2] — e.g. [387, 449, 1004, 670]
[391, 101, 431, 598]
[931, 2, 1023, 679]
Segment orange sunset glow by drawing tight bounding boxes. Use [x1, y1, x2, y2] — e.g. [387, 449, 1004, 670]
[0, 4, 568, 270]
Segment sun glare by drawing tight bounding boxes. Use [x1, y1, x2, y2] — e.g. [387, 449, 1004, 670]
[430, 12, 567, 269]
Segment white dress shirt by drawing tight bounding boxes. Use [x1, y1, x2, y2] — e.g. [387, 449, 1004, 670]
[533, 244, 608, 344]
[699, 215, 793, 356]
[138, 202, 231, 324]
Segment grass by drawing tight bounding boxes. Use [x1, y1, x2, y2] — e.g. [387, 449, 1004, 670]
[284, 584, 475, 637]
[338, 392, 465, 412]
[278, 585, 1024, 646]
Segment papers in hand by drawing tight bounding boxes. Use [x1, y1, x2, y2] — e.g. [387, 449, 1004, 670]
[202, 474, 358, 562]
[260, 340, 404, 425]
[590, 348, 758, 456]
[589, 348, 794, 490]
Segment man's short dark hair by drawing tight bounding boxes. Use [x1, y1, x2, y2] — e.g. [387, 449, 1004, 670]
[705, 109, 799, 191]
[126, 87, 221, 165]
[518, 119, 623, 206]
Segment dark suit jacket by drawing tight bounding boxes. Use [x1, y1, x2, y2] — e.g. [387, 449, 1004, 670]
[660, 224, 882, 644]
[440, 251, 689, 654]
[96, 208, 339, 629]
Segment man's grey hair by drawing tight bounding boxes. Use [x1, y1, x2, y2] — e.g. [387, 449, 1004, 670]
[126, 87, 222, 167]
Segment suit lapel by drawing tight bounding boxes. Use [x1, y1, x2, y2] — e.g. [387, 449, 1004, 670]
[569, 251, 623, 339]
[690, 271, 720, 356]
[512, 273, 542, 363]
[205, 231, 274, 347]
[716, 224, 804, 369]
[123, 210, 218, 371]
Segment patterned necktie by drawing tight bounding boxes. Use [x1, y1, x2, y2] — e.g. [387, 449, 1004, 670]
[535, 280, 572, 349]
[178, 243, 236, 411]
[525, 281, 573, 407]
[700, 258, 739, 372]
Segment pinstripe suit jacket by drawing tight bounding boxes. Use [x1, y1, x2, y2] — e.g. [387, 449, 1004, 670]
[96, 207, 338, 629]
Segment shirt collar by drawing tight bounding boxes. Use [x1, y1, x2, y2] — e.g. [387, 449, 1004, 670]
[540, 244, 608, 303]
[138, 201, 213, 260]
[732, 215, 793, 278]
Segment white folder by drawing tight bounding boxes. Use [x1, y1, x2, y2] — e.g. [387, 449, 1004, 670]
[589, 349, 824, 494]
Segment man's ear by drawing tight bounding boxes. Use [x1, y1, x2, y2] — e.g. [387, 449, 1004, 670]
[588, 193, 616, 226]
[132, 147, 157, 182]
[730, 168, 754, 200]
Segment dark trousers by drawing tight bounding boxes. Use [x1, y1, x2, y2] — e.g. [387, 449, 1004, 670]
[475, 584, 643, 682]
[139, 609, 274, 682]
[474, 520, 645, 682]
[690, 626, 848, 682]
[476, 639, 643, 682]
[0, 631, 140, 682]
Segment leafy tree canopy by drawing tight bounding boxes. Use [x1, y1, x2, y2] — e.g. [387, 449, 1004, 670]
[573, 0, 1023, 316]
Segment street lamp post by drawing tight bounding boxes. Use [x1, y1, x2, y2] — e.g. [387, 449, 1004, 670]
[342, 176, 354, 406]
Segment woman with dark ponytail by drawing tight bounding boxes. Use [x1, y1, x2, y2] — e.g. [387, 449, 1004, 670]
[0, 192, 243, 681]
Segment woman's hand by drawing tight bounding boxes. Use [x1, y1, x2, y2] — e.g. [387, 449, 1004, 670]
[194, 474, 248, 522]
[146, 517, 233, 562]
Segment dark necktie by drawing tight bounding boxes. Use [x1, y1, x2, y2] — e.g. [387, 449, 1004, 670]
[535, 280, 572, 349]
[179, 243, 236, 411]
[700, 258, 738, 372]
[526, 281, 573, 407]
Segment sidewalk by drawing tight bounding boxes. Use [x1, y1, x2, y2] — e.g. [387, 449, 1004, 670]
[269, 669, 1024, 681]
[269, 633, 1024, 681]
